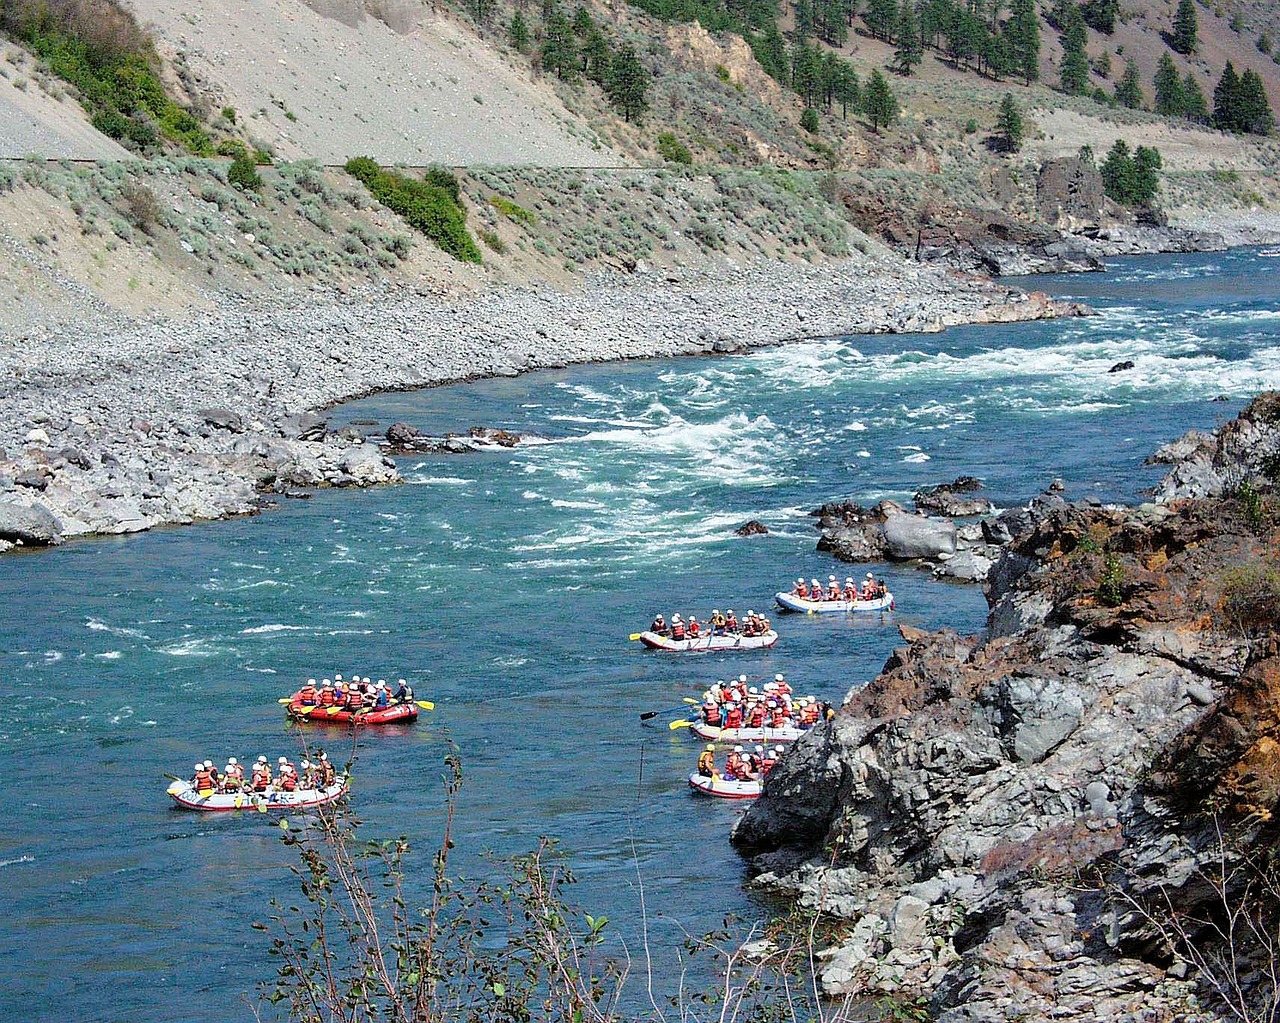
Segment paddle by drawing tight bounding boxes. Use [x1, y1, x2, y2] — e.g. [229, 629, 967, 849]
[415, 700, 435, 710]
[669, 718, 693, 730]
[278, 698, 293, 704]
[629, 632, 642, 641]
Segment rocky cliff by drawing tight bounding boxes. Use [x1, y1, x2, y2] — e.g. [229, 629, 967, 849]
[733, 395, 1280, 1022]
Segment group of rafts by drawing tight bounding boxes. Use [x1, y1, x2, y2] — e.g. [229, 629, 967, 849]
[632, 576, 893, 799]
[166, 672, 435, 812]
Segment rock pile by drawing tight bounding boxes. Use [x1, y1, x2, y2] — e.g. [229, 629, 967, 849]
[731, 395, 1280, 1023]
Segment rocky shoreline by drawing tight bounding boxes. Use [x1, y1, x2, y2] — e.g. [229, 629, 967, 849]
[732, 395, 1280, 1023]
[0, 255, 1084, 550]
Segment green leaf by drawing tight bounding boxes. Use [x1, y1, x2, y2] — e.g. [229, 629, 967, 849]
[492, 981, 506, 997]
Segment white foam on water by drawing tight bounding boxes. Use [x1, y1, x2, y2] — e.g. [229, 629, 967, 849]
[406, 476, 473, 486]
[0, 856, 34, 869]
[43, 651, 63, 663]
[108, 706, 133, 725]
[551, 498, 605, 510]
[493, 656, 528, 668]
[86, 619, 151, 640]
[857, 450, 871, 457]
[902, 452, 931, 463]
[94, 651, 123, 660]
[141, 720, 156, 726]
[241, 624, 307, 634]
[842, 421, 867, 432]
[158, 638, 225, 657]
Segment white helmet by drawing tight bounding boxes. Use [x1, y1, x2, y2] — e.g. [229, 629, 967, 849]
[398, 679, 406, 685]
[775, 745, 784, 754]
[193, 763, 202, 771]
[308, 678, 316, 685]
[829, 575, 837, 582]
[228, 757, 237, 765]
[322, 678, 331, 686]
[257, 755, 267, 763]
[749, 687, 759, 695]
[203, 760, 213, 769]
[775, 673, 785, 682]
[278, 756, 288, 765]
[335, 674, 343, 681]
[301, 760, 311, 769]
[866, 572, 874, 580]
[734, 745, 744, 753]
[738, 675, 747, 684]
[754, 745, 764, 753]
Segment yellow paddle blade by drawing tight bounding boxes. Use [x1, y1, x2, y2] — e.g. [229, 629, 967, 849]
[326, 706, 343, 715]
[682, 697, 699, 705]
[415, 700, 435, 710]
[629, 633, 642, 641]
[669, 718, 693, 730]
[278, 698, 293, 704]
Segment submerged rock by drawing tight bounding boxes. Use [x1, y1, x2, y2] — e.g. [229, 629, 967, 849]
[735, 519, 769, 536]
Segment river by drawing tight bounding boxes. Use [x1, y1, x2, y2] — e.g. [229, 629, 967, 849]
[3, 249, 1278, 1021]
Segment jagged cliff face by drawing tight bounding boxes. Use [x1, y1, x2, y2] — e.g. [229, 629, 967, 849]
[733, 394, 1280, 1022]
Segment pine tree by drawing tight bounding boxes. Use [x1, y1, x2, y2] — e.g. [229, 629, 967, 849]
[1004, 0, 1040, 84]
[1212, 60, 1241, 130]
[1182, 72, 1208, 121]
[1114, 57, 1143, 108]
[1172, 0, 1197, 55]
[605, 44, 649, 122]
[751, 22, 790, 82]
[834, 60, 861, 117]
[1132, 145, 1162, 204]
[571, 3, 593, 35]
[893, 2, 923, 74]
[582, 27, 612, 86]
[863, 68, 899, 131]
[1059, 6, 1090, 95]
[801, 106, 820, 132]
[540, 8, 579, 80]
[508, 9, 531, 51]
[1081, 0, 1116, 33]
[1153, 53, 1184, 115]
[1100, 139, 1136, 203]
[1237, 68, 1274, 134]
[864, 0, 898, 41]
[997, 92, 1023, 151]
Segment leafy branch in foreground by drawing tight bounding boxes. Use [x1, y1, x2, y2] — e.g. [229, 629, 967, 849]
[253, 747, 867, 1023]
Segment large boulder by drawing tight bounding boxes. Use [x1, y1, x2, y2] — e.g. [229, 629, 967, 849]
[200, 408, 244, 432]
[915, 476, 995, 517]
[0, 497, 64, 544]
[337, 444, 399, 485]
[882, 509, 957, 560]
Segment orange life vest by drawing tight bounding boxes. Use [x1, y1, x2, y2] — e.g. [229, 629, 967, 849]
[671, 622, 686, 640]
[723, 706, 743, 729]
[193, 769, 215, 792]
[725, 753, 745, 779]
[252, 767, 271, 790]
[278, 764, 297, 791]
[298, 685, 317, 704]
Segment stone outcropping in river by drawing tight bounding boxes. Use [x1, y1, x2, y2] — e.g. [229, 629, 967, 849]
[733, 395, 1280, 1022]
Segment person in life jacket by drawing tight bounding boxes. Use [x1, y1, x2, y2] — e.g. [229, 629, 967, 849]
[687, 616, 701, 638]
[860, 572, 876, 599]
[767, 701, 787, 728]
[345, 685, 364, 711]
[842, 577, 857, 601]
[393, 679, 413, 704]
[192, 762, 216, 793]
[277, 757, 298, 792]
[222, 757, 244, 792]
[697, 744, 716, 777]
[710, 610, 726, 634]
[298, 678, 318, 704]
[724, 609, 739, 632]
[773, 673, 793, 696]
[650, 613, 668, 636]
[747, 744, 765, 774]
[702, 696, 721, 726]
[317, 681, 336, 707]
[760, 749, 779, 776]
[723, 702, 744, 729]
[251, 757, 271, 791]
[747, 701, 767, 728]
[801, 698, 821, 726]
[375, 681, 389, 708]
[793, 577, 808, 597]
[741, 612, 758, 637]
[725, 745, 747, 780]
[670, 615, 686, 641]
[317, 751, 336, 786]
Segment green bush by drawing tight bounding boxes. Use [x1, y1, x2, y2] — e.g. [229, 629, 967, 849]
[655, 131, 693, 164]
[229, 154, 262, 192]
[478, 228, 507, 253]
[1096, 553, 1125, 607]
[344, 157, 480, 263]
[489, 195, 536, 225]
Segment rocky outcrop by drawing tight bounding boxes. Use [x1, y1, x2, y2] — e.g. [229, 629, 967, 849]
[914, 476, 994, 517]
[733, 399, 1280, 1023]
[735, 519, 769, 536]
[1149, 391, 1280, 502]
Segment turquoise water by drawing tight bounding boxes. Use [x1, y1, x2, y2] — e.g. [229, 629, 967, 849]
[3, 250, 1279, 1021]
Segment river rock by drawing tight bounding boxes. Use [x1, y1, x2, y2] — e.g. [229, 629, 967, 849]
[914, 477, 995, 517]
[337, 444, 398, 485]
[279, 412, 328, 441]
[1107, 359, 1135, 373]
[0, 496, 64, 544]
[14, 469, 50, 490]
[882, 509, 957, 560]
[735, 519, 769, 536]
[386, 421, 421, 446]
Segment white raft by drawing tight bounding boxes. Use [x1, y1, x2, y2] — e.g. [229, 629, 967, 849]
[688, 771, 761, 799]
[690, 720, 807, 743]
[639, 630, 778, 652]
[167, 779, 348, 812]
[773, 592, 894, 614]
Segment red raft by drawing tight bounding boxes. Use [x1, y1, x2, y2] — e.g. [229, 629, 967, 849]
[286, 696, 418, 726]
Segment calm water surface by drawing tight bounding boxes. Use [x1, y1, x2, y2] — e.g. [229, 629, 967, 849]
[3, 250, 1278, 1021]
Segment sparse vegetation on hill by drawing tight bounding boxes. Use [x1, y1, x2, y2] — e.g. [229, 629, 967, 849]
[344, 158, 481, 264]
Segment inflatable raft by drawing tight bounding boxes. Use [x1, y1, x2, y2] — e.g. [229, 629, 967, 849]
[639, 630, 778, 652]
[688, 772, 761, 799]
[166, 779, 348, 812]
[286, 699, 418, 725]
[690, 720, 807, 743]
[773, 592, 894, 614]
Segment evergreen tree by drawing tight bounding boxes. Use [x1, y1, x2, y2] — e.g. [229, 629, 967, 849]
[834, 60, 861, 117]
[893, 2, 923, 74]
[997, 91, 1023, 150]
[1172, 0, 1197, 55]
[1059, 6, 1090, 95]
[1182, 72, 1208, 121]
[820, 50, 841, 110]
[1004, 0, 1040, 83]
[540, 8, 579, 79]
[795, 0, 817, 38]
[986, 30, 1016, 79]
[863, 68, 899, 130]
[571, 3, 593, 35]
[1212, 60, 1241, 130]
[751, 22, 791, 82]
[508, 9, 531, 50]
[1238, 68, 1274, 134]
[582, 27, 613, 85]
[1153, 52, 1184, 115]
[1114, 57, 1143, 108]
[605, 44, 649, 122]
[920, 0, 954, 50]
[1081, 0, 1116, 33]
[801, 106, 820, 132]
[864, 0, 898, 41]
[1132, 145, 1162, 204]
[1100, 139, 1136, 203]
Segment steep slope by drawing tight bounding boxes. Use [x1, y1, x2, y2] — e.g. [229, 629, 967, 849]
[126, 0, 620, 166]
[0, 46, 132, 159]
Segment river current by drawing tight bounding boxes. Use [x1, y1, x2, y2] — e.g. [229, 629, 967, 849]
[3, 250, 1279, 1021]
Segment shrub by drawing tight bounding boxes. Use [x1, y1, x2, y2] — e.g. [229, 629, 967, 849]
[655, 131, 692, 164]
[120, 180, 161, 233]
[344, 157, 480, 263]
[489, 195, 535, 224]
[1096, 553, 1125, 607]
[800, 106, 820, 133]
[1220, 561, 1280, 639]
[228, 153, 262, 192]
[478, 228, 507, 253]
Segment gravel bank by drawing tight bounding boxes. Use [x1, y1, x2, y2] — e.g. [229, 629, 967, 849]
[0, 255, 1084, 549]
